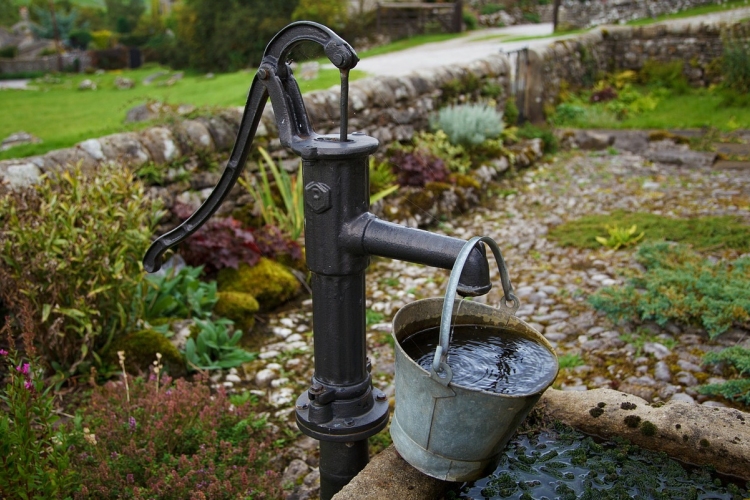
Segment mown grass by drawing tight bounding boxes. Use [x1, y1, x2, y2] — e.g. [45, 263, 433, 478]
[548, 211, 750, 252]
[0, 64, 364, 160]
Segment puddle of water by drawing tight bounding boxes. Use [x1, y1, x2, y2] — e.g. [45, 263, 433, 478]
[455, 424, 748, 500]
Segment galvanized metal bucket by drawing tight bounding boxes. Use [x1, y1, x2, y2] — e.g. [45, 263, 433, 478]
[390, 236, 559, 482]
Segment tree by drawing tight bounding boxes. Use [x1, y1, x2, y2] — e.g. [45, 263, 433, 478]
[292, 0, 347, 31]
[31, 4, 77, 44]
[104, 0, 145, 34]
[0, 0, 19, 27]
[171, 0, 299, 72]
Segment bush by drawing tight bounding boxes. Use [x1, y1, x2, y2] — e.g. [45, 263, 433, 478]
[431, 103, 504, 147]
[389, 149, 450, 187]
[516, 122, 559, 155]
[139, 265, 218, 322]
[0, 45, 17, 59]
[71, 371, 282, 498]
[503, 97, 519, 127]
[0, 163, 162, 376]
[588, 243, 750, 339]
[639, 59, 690, 94]
[480, 4, 505, 15]
[700, 346, 750, 406]
[463, 10, 478, 30]
[179, 217, 262, 277]
[722, 38, 750, 94]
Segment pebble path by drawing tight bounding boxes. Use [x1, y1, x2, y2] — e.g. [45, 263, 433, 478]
[223, 148, 750, 498]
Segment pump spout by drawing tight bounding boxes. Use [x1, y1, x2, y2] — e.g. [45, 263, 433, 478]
[344, 215, 492, 297]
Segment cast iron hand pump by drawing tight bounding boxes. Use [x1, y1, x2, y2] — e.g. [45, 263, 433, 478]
[143, 21, 492, 499]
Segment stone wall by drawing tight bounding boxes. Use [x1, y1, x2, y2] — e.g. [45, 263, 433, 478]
[0, 53, 511, 204]
[557, 0, 716, 30]
[0, 51, 93, 74]
[528, 19, 749, 122]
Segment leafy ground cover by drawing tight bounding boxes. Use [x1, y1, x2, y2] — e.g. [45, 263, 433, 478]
[0, 64, 365, 160]
[548, 211, 750, 252]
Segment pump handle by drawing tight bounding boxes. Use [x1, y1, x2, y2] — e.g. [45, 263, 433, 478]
[143, 22, 358, 272]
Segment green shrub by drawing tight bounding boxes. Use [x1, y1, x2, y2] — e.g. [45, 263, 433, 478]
[522, 12, 541, 23]
[639, 59, 690, 94]
[0, 349, 77, 499]
[0, 163, 162, 376]
[0, 45, 17, 59]
[588, 243, 750, 338]
[503, 97, 519, 127]
[480, 4, 505, 15]
[463, 10, 478, 30]
[139, 265, 218, 323]
[700, 346, 750, 406]
[552, 102, 586, 125]
[722, 38, 750, 94]
[516, 122, 559, 155]
[431, 103, 504, 147]
[185, 318, 256, 371]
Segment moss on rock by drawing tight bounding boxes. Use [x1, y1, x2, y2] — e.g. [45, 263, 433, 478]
[214, 291, 260, 332]
[217, 258, 301, 311]
[106, 329, 186, 377]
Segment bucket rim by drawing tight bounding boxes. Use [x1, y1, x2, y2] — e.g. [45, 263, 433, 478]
[392, 297, 559, 398]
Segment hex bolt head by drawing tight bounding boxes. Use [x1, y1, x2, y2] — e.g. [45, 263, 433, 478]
[344, 418, 354, 427]
[375, 393, 387, 402]
[305, 182, 332, 214]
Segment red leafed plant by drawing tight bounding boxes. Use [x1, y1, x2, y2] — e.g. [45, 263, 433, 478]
[389, 150, 450, 187]
[180, 217, 262, 275]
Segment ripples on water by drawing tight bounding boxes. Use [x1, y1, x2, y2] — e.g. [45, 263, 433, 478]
[401, 324, 557, 395]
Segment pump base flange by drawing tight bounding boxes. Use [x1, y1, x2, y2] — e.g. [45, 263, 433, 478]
[295, 388, 390, 442]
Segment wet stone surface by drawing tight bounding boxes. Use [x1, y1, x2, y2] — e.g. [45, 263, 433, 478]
[215, 149, 750, 497]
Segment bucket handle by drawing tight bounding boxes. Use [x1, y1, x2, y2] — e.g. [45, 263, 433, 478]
[431, 236, 519, 383]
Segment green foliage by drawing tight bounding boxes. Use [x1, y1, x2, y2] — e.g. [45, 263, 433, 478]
[431, 103, 504, 147]
[185, 317, 256, 371]
[480, 3, 505, 15]
[557, 353, 584, 369]
[516, 122, 559, 154]
[31, 4, 78, 43]
[722, 35, 750, 94]
[170, 0, 298, 72]
[0, 45, 17, 58]
[104, 0, 144, 33]
[588, 243, 750, 338]
[463, 10, 478, 30]
[503, 97, 519, 127]
[548, 211, 750, 252]
[700, 346, 750, 406]
[240, 147, 304, 241]
[369, 156, 398, 198]
[0, 0, 19, 27]
[72, 372, 282, 497]
[522, 11, 540, 23]
[0, 349, 77, 499]
[639, 59, 690, 94]
[366, 308, 384, 326]
[595, 224, 645, 250]
[0, 163, 162, 376]
[292, 0, 347, 31]
[139, 265, 218, 322]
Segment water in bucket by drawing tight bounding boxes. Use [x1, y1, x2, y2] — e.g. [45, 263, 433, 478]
[401, 324, 558, 395]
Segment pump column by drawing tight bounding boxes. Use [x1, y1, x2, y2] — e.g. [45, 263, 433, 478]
[292, 133, 389, 500]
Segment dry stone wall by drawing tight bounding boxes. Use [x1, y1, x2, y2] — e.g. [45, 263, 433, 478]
[557, 0, 716, 30]
[0, 54, 511, 194]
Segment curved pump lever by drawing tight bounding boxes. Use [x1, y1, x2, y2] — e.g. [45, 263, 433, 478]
[143, 21, 358, 273]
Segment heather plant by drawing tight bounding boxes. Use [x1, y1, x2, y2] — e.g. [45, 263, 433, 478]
[431, 103, 504, 147]
[72, 368, 282, 499]
[0, 163, 163, 376]
[589, 242, 750, 338]
[699, 346, 750, 406]
[0, 348, 77, 499]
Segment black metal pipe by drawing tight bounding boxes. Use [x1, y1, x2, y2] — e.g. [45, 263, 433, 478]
[319, 441, 369, 499]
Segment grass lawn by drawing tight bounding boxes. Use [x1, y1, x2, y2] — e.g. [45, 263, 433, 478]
[0, 64, 365, 160]
[555, 88, 750, 131]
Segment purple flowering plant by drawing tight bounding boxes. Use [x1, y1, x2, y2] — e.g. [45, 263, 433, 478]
[0, 347, 77, 499]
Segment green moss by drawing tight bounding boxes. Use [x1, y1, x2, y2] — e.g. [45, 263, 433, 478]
[548, 211, 750, 252]
[105, 329, 186, 377]
[641, 421, 657, 437]
[217, 258, 301, 311]
[624, 415, 642, 428]
[451, 174, 481, 190]
[214, 291, 260, 332]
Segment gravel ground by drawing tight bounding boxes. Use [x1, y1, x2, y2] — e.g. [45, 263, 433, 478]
[222, 148, 750, 498]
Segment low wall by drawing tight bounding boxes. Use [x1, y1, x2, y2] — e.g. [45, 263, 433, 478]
[557, 0, 715, 30]
[0, 51, 92, 74]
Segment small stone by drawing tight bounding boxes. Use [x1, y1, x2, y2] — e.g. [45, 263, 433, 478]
[701, 400, 727, 408]
[255, 368, 277, 387]
[259, 350, 281, 360]
[78, 78, 97, 90]
[675, 371, 698, 387]
[670, 393, 696, 404]
[654, 361, 671, 382]
[544, 332, 567, 342]
[282, 459, 309, 485]
[273, 327, 293, 339]
[643, 342, 671, 360]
